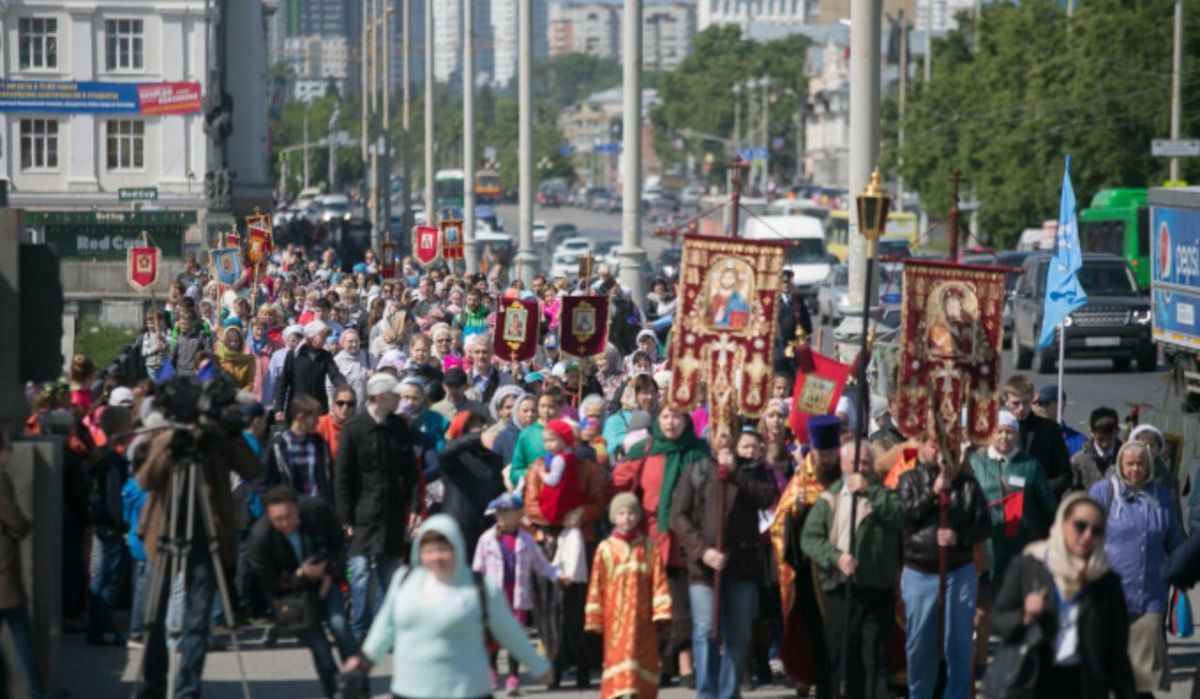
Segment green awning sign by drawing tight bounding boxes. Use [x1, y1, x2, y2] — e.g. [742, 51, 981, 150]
[25, 210, 195, 260]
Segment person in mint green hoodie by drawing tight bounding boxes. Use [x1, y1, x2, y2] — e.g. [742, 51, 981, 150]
[345, 514, 552, 697]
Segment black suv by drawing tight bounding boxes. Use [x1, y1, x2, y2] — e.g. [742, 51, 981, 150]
[1010, 252, 1153, 373]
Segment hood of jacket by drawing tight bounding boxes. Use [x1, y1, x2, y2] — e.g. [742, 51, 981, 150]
[407, 514, 471, 585]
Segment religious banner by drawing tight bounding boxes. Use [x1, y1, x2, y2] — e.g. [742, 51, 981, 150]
[894, 260, 1007, 456]
[667, 234, 785, 420]
[247, 224, 273, 264]
[224, 230, 240, 249]
[788, 351, 851, 443]
[493, 298, 540, 362]
[380, 239, 398, 279]
[440, 219, 464, 260]
[413, 225, 440, 266]
[127, 246, 160, 291]
[560, 295, 609, 357]
[210, 247, 243, 286]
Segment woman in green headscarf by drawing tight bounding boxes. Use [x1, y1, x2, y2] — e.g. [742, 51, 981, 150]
[612, 410, 711, 687]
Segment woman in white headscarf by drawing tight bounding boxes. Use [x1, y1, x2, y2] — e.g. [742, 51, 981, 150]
[989, 493, 1135, 697]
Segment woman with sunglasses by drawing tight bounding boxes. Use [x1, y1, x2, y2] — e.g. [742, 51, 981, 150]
[1088, 441, 1183, 696]
[989, 493, 1135, 697]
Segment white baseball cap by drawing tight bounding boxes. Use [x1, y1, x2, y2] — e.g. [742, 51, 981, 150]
[108, 386, 135, 407]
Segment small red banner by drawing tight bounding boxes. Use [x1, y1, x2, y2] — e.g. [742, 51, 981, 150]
[380, 239, 398, 279]
[788, 351, 851, 444]
[440, 219, 464, 260]
[413, 225, 440, 266]
[247, 225, 273, 264]
[560, 295, 609, 357]
[493, 298, 540, 363]
[127, 246, 159, 291]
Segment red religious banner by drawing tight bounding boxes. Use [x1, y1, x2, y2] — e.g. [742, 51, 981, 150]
[560, 295, 609, 357]
[224, 231, 240, 249]
[247, 225, 273, 264]
[413, 225, 440, 266]
[493, 298, 540, 363]
[440, 219, 464, 260]
[788, 351, 851, 443]
[894, 260, 1007, 456]
[380, 239, 398, 279]
[667, 234, 785, 419]
[127, 246, 160, 291]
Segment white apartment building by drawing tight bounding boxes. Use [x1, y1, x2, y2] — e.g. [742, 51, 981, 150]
[281, 34, 349, 84]
[0, 0, 210, 210]
[547, 2, 695, 71]
[433, 0, 463, 82]
[697, 0, 810, 34]
[644, 3, 695, 71]
[491, 0, 549, 87]
[803, 38, 849, 187]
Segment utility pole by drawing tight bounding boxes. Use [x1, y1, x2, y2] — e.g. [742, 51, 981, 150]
[897, 9, 907, 206]
[380, 0, 392, 247]
[732, 83, 741, 155]
[361, 0, 369, 166]
[515, 0, 537, 284]
[1170, 0, 1183, 183]
[619, 0, 648, 305]
[424, 0, 435, 226]
[366, 0, 377, 237]
[923, 0, 932, 82]
[303, 109, 311, 189]
[328, 103, 339, 192]
[948, 169, 963, 261]
[402, 0, 413, 239]
[464, 0, 478, 272]
[761, 76, 771, 194]
[836, 0, 883, 358]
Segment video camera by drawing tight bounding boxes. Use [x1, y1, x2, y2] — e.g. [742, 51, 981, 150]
[157, 373, 245, 436]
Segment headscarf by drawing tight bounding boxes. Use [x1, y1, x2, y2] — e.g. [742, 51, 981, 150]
[1023, 492, 1110, 599]
[625, 413, 710, 532]
[511, 394, 536, 430]
[489, 385, 526, 423]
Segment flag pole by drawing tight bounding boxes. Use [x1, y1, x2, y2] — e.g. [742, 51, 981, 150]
[1056, 320, 1066, 424]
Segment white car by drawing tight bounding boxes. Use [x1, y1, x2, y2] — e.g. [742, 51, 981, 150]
[533, 220, 548, 243]
[555, 237, 593, 259]
[549, 253, 577, 279]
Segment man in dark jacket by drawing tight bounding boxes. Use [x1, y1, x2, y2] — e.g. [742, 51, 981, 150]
[1070, 406, 1121, 491]
[439, 412, 506, 561]
[335, 373, 422, 642]
[247, 486, 356, 698]
[273, 320, 346, 419]
[670, 429, 778, 699]
[87, 405, 132, 645]
[897, 439, 990, 699]
[171, 311, 211, 377]
[1004, 375, 1071, 498]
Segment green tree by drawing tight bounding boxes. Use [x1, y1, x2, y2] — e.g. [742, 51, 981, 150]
[533, 53, 622, 108]
[892, 0, 1200, 247]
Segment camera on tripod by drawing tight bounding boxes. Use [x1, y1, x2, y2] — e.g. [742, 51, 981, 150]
[157, 373, 245, 437]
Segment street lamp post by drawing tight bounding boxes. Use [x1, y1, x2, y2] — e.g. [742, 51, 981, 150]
[515, 0, 537, 284]
[424, 0, 435, 227]
[619, 0, 648, 305]
[463, 0, 478, 273]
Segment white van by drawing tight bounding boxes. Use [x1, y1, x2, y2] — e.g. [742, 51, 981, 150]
[743, 215, 832, 298]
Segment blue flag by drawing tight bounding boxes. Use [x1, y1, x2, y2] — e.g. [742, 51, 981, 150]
[1038, 155, 1089, 350]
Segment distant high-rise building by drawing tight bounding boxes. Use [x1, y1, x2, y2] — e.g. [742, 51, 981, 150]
[697, 0, 810, 34]
[644, 3, 695, 70]
[283, 0, 351, 37]
[547, 1, 695, 70]
[491, 0, 549, 87]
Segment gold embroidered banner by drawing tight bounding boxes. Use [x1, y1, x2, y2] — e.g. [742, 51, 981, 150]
[895, 260, 1007, 453]
[667, 234, 784, 419]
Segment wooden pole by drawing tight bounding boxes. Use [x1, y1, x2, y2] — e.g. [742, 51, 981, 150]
[948, 169, 963, 262]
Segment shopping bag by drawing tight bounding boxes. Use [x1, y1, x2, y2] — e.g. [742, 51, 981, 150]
[552, 526, 588, 583]
[1170, 587, 1194, 638]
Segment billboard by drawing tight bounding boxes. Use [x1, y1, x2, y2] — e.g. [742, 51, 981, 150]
[0, 80, 201, 115]
[1151, 205, 1200, 351]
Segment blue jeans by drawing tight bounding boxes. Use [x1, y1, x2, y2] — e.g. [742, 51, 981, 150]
[348, 554, 399, 643]
[129, 559, 151, 641]
[296, 585, 359, 698]
[900, 564, 977, 699]
[88, 528, 126, 642]
[0, 606, 47, 698]
[143, 548, 216, 699]
[688, 580, 759, 699]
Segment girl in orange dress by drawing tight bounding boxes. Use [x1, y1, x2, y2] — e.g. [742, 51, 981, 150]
[585, 492, 672, 698]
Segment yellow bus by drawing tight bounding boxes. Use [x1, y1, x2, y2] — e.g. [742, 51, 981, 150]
[826, 209, 919, 261]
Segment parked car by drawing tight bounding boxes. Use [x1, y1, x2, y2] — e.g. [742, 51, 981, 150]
[680, 185, 704, 208]
[533, 220, 549, 243]
[554, 237, 593, 262]
[549, 253, 577, 279]
[815, 264, 898, 325]
[549, 223, 579, 248]
[537, 180, 569, 207]
[1010, 252, 1153, 373]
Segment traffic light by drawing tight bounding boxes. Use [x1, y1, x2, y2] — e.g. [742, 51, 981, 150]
[19, 244, 63, 382]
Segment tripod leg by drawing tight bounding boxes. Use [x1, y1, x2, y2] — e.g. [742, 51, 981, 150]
[191, 462, 253, 699]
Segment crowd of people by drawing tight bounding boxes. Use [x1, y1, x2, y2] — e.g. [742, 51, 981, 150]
[14, 239, 1199, 699]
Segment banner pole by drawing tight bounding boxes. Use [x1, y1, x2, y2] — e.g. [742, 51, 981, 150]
[1056, 320, 1065, 424]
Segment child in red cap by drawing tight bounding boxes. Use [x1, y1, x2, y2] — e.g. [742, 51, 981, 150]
[537, 418, 588, 526]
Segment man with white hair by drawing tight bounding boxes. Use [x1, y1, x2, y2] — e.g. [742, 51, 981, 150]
[800, 440, 904, 699]
[273, 320, 347, 420]
[464, 333, 512, 403]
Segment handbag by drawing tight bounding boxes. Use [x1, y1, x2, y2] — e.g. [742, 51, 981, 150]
[1170, 586, 1195, 638]
[981, 622, 1043, 699]
[270, 588, 319, 636]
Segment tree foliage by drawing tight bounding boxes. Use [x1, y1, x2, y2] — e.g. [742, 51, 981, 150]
[893, 0, 1200, 247]
[651, 26, 811, 185]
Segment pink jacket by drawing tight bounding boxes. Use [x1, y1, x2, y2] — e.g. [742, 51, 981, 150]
[471, 525, 559, 611]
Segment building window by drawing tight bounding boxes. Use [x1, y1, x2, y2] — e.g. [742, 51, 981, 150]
[18, 17, 58, 70]
[20, 119, 59, 170]
[106, 120, 145, 170]
[106, 19, 144, 71]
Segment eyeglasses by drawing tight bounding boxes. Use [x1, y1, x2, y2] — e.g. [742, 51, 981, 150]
[1070, 520, 1105, 537]
[335, 400, 356, 408]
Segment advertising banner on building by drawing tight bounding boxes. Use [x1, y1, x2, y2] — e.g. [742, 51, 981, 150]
[0, 80, 202, 115]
